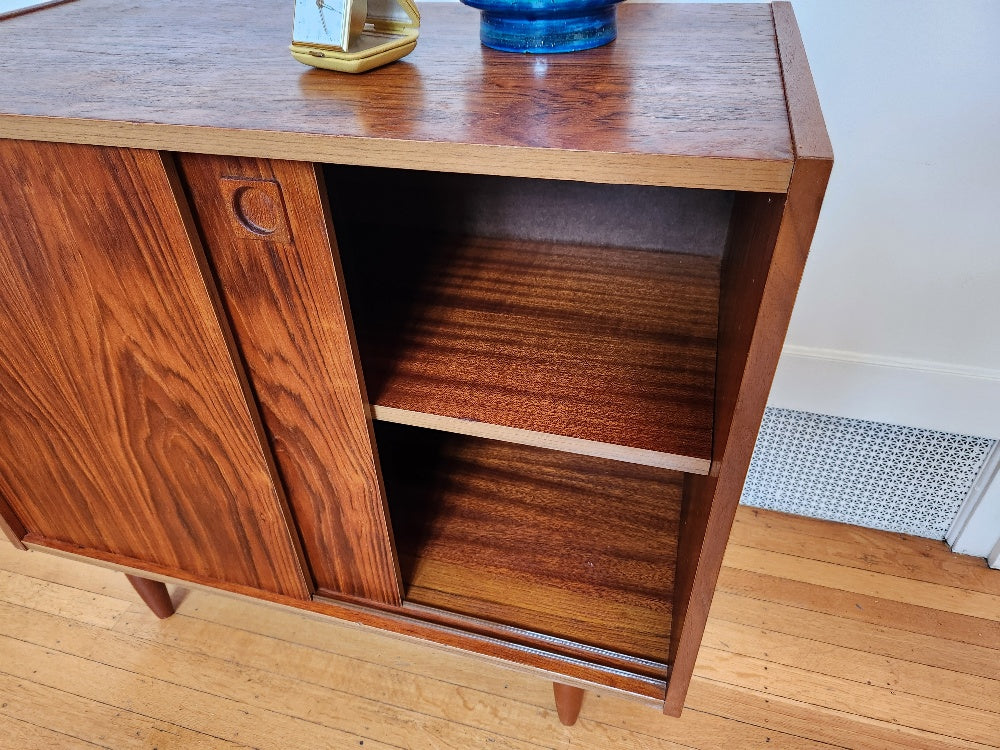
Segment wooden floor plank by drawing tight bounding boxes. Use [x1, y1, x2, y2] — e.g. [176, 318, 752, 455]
[0, 545, 137, 600]
[0, 671, 248, 750]
[109, 606, 691, 750]
[718, 566, 1000, 649]
[702, 618, 1000, 714]
[113, 599, 828, 750]
[723, 544, 1000, 620]
[685, 678, 993, 750]
[0, 713, 106, 750]
[695, 647, 1000, 745]
[0, 628, 400, 750]
[0, 609, 555, 750]
[732, 508, 1000, 596]
[708, 589, 1000, 681]
[1, 506, 998, 749]
[0, 569, 130, 628]
[155, 593, 829, 749]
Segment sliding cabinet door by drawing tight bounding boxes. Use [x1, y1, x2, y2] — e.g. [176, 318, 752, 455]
[0, 140, 310, 599]
[177, 154, 401, 605]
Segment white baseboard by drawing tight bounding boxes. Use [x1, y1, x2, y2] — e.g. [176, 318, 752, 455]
[769, 346, 1000, 439]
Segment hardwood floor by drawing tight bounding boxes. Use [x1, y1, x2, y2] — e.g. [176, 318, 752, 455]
[0, 506, 996, 749]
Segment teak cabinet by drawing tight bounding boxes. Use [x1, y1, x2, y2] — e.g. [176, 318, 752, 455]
[0, 0, 831, 721]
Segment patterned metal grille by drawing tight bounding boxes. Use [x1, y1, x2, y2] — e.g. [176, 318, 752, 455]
[740, 408, 996, 539]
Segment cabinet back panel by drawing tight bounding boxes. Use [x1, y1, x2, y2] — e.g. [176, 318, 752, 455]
[326, 166, 733, 256]
[0, 140, 309, 599]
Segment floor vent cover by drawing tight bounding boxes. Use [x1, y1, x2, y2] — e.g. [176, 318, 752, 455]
[740, 408, 995, 538]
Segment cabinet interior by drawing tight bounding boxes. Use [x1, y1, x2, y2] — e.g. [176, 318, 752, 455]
[325, 165, 745, 672]
[377, 421, 683, 665]
[328, 165, 733, 473]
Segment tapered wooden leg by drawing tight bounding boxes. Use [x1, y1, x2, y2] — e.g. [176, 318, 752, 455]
[125, 574, 174, 619]
[553, 682, 585, 726]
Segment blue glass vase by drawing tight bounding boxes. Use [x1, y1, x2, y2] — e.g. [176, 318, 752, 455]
[460, 0, 625, 53]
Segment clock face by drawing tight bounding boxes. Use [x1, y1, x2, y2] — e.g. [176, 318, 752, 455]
[293, 0, 347, 49]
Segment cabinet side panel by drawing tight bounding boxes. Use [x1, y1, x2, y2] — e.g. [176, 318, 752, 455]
[177, 154, 401, 606]
[667, 191, 783, 715]
[665, 2, 833, 714]
[0, 140, 310, 598]
[667, 163, 831, 714]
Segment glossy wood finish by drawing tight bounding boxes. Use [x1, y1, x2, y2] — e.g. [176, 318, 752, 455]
[0, 140, 310, 599]
[125, 575, 174, 619]
[340, 229, 719, 472]
[553, 683, 585, 726]
[177, 154, 401, 606]
[0, 2, 792, 191]
[378, 423, 681, 665]
[664, 2, 833, 715]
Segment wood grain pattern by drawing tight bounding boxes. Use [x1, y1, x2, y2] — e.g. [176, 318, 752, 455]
[378, 423, 681, 665]
[665, 181, 827, 717]
[0, 140, 309, 599]
[710, 583, 1000, 683]
[723, 544, 1000, 622]
[664, 2, 833, 715]
[0, 1, 793, 191]
[177, 154, 401, 605]
[340, 228, 719, 469]
[702, 617, 1000, 716]
[720, 566, 1000, 655]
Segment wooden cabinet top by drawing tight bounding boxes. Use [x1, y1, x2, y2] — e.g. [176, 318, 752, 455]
[0, 0, 827, 191]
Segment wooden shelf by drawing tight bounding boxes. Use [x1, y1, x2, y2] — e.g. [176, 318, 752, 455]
[340, 225, 720, 473]
[377, 423, 681, 664]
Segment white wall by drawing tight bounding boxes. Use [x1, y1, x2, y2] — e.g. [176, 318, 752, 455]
[671, 0, 1000, 438]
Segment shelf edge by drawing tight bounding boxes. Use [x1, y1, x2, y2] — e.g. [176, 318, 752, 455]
[372, 405, 711, 474]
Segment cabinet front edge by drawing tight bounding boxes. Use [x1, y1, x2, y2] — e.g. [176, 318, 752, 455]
[0, 119, 794, 193]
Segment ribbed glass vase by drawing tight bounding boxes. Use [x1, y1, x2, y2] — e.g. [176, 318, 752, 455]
[460, 0, 625, 53]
